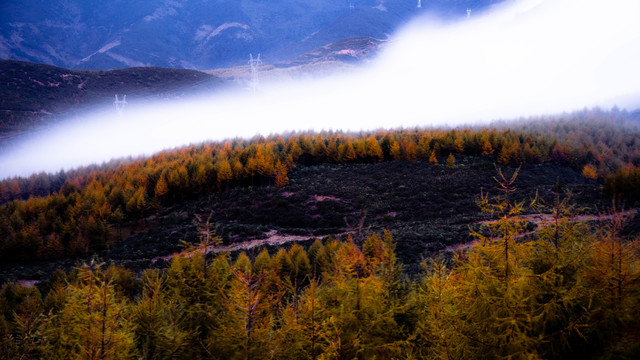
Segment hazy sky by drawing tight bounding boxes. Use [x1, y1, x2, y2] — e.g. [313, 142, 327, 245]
[1, 0, 639, 179]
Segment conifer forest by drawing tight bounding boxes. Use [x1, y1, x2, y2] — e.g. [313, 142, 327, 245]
[0, 109, 639, 359]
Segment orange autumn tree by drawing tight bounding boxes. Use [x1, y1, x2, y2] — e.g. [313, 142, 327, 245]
[481, 135, 494, 156]
[582, 163, 598, 180]
[366, 136, 383, 162]
[153, 174, 169, 198]
[217, 160, 233, 190]
[274, 161, 289, 188]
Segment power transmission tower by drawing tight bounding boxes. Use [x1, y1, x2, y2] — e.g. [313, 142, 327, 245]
[114, 94, 127, 114]
[248, 53, 262, 94]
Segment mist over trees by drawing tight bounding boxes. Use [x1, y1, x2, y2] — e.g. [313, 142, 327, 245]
[1, 109, 638, 263]
[0, 109, 639, 358]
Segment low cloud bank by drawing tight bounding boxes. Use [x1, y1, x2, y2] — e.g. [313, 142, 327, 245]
[1, 0, 639, 179]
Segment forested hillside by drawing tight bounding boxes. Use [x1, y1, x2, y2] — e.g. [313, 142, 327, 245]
[1, 109, 639, 266]
[1, 208, 639, 358]
[1, 108, 639, 358]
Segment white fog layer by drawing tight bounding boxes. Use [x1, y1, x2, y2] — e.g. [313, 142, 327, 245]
[1, 0, 639, 179]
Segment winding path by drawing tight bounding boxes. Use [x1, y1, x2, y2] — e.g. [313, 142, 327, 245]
[444, 209, 636, 253]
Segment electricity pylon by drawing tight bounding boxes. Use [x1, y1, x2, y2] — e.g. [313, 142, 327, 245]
[248, 53, 262, 94]
[114, 94, 127, 114]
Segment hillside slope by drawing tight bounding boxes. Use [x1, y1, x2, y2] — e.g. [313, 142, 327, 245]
[0, 157, 610, 281]
[0, 60, 225, 140]
[1, 0, 500, 70]
[0, 35, 384, 142]
[206, 36, 385, 82]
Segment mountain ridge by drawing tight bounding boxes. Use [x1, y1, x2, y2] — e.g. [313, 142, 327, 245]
[1, 0, 500, 70]
[0, 59, 226, 141]
[0, 35, 388, 142]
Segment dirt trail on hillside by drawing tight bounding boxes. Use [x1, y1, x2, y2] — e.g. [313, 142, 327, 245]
[16, 211, 634, 287]
[145, 209, 638, 262]
[15, 279, 39, 287]
[152, 230, 353, 263]
[477, 210, 636, 227]
[445, 209, 636, 253]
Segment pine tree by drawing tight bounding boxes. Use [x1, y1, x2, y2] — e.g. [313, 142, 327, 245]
[522, 189, 594, 357]
[125, 187, 146, 219]
[429, 150, 438, 165]
[272, 279, 322, 359]
[217, 160, 233, 190]
[365, 136, 383, 162]
[216, 268, 275, 360]
[454, 136, 465, 154]
[0, 183, 9, 203]
[0, 283, 47, 359]
[473, 166, 525, 282]
[132, 269, 193, 359]
[307, 238, 328, 278]
[274, 161, 289, 188]
[234, 252, 253, 274]
[289, 243, 311, 287]
[581, 164, 598, 180]
[316, 236, 405, 359]
[417, 134, 431, 159]
[445, 153, 456, 168]
[481, 136, 494, 157]
[585, 207, 640, 350]
[153, 175, 168, 198]
[390, 141, 402, 160]
[404, 140, 418, 161]
[448, 167, 545, 358]
[340, 141, 357, 163]
[252, 248, 272, 275]
[327, 138, 340, 163]
[46, 263, 134, 360]
[412, 258, 459, 359]
[0, 313, 16, 359]
[311, 137, 327, 162]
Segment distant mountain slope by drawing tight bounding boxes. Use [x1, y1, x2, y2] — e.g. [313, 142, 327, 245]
[0, 35, 380, 141]
[1, 0, 500, 70]
[0, 60, 225, 139]
[206, 37, 385, 83]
